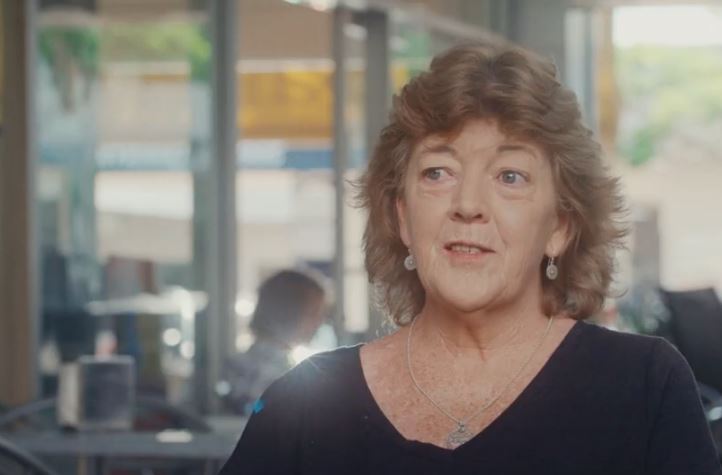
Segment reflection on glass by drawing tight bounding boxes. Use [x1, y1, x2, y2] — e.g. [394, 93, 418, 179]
[391, 17, 461, 92]
[342, 18, 369, 334]
[611, 6, 722, 296]
[235, 0, 341, 348]
[35, 2, 212, 408]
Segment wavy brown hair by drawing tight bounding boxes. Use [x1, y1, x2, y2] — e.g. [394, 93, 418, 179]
[355, 42, 628, 326]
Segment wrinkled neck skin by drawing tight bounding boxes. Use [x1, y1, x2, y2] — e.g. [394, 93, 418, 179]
[412, 276, 551, 363]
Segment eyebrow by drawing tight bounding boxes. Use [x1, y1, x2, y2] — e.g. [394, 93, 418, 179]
[418, 142, 539, 159]
[419, 143, 457, 157]
[496, 143, 538, 157]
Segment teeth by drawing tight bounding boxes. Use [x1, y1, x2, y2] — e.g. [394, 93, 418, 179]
[450, 244, 483, 254]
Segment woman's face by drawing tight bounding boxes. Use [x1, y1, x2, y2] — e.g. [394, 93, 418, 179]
[396, 119, 568, 314]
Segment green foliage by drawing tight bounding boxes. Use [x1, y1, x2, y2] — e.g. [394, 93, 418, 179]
[38, 27, 100, 76]
[101, 23, 211, 81]
[38, 22, 212, 82]
[616, 45, 722, 166]
[38, 28, 100, 110]
[622, 125, 668, 167]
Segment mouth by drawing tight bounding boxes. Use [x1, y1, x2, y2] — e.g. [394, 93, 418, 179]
[443, 241, 494, 258]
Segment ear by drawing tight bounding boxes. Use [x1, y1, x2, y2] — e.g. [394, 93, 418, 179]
[396, 197, 411, 248]
[545, 212, 572, 258]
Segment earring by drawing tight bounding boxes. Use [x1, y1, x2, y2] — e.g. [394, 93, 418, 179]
[545, 256, 559, 280]
[404, 251, 416, 271]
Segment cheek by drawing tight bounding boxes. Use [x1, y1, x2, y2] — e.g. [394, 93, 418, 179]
[496, 203, 554, 259]
[406, 195, 449, 242]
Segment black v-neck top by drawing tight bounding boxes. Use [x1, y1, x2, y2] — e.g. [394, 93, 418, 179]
[219, 321, 721, 474]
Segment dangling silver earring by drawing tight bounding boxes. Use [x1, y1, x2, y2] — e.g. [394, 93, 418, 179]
[545, 256, 558, 280]
[404, 251, 416, 271]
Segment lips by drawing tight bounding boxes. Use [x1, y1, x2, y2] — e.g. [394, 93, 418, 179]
[443, 241, 494, 255]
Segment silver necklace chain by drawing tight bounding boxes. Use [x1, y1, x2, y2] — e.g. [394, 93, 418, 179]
[406, 315, 554, 448]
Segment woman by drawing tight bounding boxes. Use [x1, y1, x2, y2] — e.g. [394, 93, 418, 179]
[220, 269, 327, 415]
[220, 43, 721, 474]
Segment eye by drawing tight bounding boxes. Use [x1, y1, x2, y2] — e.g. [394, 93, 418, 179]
[421, 167, 451, 181]
[498, 170, 528, 185]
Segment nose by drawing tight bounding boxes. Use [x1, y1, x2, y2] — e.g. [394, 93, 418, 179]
[450, 173, 489, 223]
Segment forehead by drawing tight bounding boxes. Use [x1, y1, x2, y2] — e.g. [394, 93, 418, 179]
[415, 119, 543, 159]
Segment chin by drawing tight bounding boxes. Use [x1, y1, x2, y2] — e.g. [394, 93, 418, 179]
[434, 282, 503, 314]
[449, 298, 496, 314]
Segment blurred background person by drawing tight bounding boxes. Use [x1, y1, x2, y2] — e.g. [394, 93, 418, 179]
[220, 269, 328, 416]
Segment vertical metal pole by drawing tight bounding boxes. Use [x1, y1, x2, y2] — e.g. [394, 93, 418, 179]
[364, 10, 390, 155]
[507, 0, 567, 80]
[209, 0, 238, 413]
[29, 0, 41, 404]
[195, 0, 237, 414]
[488, 0, 511, 37]
[564, 7, 597, 132]
[583, 9, 598, 133]
[0, 0, 39, 403]
[363, 9, 390, 339]
[332, 6, 350, 343]
[213, 0, 239, 365]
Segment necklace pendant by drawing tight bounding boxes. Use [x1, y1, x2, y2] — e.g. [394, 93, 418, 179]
[446, 423, 473, 449]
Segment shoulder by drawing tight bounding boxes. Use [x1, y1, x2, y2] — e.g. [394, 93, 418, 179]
[293, 344, 363, 381]
[574, 320, 675, 362]
[563, 325, 719, 473]
[220, 345, 369, 474]
[236, 345, 363, 437]
[260, 345, 363, 407]
[575, 320, 658, 350]
[572, 321, 693, 391]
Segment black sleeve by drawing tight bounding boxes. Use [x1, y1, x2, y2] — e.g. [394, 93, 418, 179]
[218, 366, 306, 475]
[644, 339, 721, 475]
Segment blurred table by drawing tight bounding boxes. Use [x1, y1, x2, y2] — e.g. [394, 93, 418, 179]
[1, 429, 242, 475]
[205, 415, 245, 435]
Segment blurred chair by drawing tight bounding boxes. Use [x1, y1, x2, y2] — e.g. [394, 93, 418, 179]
[0, 396, 210, 433]
[659, 287, 722, 454]
[659, 287, 722, 394]
[0, 396, 211, 474]
[0, 434, 58, 475]
[0, 399, 57, 433]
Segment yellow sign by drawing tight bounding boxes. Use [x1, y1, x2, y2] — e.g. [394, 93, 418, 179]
[134, 64, 413, 140]
[240, 70, 333, 139]
[238, 65, 411, 139]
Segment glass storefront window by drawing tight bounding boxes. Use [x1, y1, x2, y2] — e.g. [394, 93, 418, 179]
[341, 16, 369, 336]
[27, 0, 499, 415]
[391, 16, 466, 92]
[610, 6, 722, 293]
[233, 0, 339, 354]
[35, 1, 214, 407]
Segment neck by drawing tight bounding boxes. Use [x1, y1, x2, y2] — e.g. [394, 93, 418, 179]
[414, 286, 550, 359]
